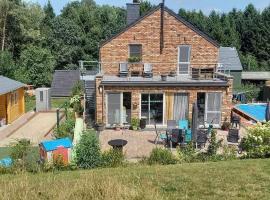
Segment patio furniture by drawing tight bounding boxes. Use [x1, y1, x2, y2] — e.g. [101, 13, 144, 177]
[119, 62, 128, 77]
[108, 139, 128, 152]
[143, 63, 153, 78]
[227, 129, 240, 144]
[185, 129, 192, 143]
[231, 114, 241, 128]
[196, 129, 208, 148]
[179, 120, 188, 130]
[166, 120, 177, 134]
[154, 123, 167, 144]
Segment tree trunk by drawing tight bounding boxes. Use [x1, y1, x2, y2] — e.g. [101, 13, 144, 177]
[1, 11, 7, 51]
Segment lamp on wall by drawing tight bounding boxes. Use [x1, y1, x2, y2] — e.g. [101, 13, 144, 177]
[98, 86, 103, 94]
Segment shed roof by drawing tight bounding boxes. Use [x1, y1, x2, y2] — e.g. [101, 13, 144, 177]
[242, 72, 270, 80]
[100, 4, 219, 47]
[41, 138, 73, 152]
[0, 76, 25, 95]
[51, 70, 81, 97]
[218, 47, 243, 71]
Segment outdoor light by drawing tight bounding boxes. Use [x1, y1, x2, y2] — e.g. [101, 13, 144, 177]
[98, 86, 103, 94]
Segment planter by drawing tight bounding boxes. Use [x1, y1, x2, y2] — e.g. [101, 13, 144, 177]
[132, 126, 138, 131]
[169, 71, 176, 77]
[95, 123, 105, 132]
[140, 118, 146, 129]
[161, 75, 167, 81]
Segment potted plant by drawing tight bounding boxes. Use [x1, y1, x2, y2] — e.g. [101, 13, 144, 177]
[169, 71, 176, 77]
[128, 56, 141, 63]
[161, 74, 167, 81]
[114, 124, 121, 131]
[95, 121, 105, 132]
[131, 117, 140, 131]
[221, 119, 231, 131]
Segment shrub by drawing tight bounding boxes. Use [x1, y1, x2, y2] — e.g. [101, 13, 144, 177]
[177, 142, 197, 163]
[147, 148, 177, 165]
[101, 149, 125, 168]
[71, 81, 84, 96]
[53, 118, 75, 139]
[131, 118, 140, 130]
[234, 84, 261, 102]
[241, 122, 270, 158]
[75, 130, 102, 168]
[207, 130, 223, 156]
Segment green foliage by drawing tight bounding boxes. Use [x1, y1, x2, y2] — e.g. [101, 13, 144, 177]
[0, 51, 14, 78]
[128, 56, 141, 63]
[207, 130, 223, 156]
[241, 122, 270, 158]
[131, 117, 140, 130]
[75, 130, 102, 169]
[14, 45, 55, 87]
[147, 148, 177, 165]
[71, 81, 84, 96]
[177, 143, 197, 163]
[101, 149, 125, 168]
[234, 84, 261, 102]
[53, 117, 75, 139]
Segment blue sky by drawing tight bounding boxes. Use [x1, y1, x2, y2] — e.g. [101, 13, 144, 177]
[25, 0, 270, 15]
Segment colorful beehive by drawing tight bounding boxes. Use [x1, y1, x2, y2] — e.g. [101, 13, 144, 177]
[39, 138, 73, 165]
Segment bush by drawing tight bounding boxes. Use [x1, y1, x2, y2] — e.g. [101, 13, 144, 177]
[75, 130, 102, 169]
[234, 84, 261, 102]
[241, 122, 270, 158]
[147, 148, 177, 165]
[53, 117, 75, 139]
[101, 149, 125, 168]
[131, 118, 140, 130]
[207, 130, 222, 156]
[177, 143, 197, 163]
[71, 81, 84, 96]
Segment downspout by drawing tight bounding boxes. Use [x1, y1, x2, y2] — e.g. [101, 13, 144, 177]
[160, 1, 165, 54]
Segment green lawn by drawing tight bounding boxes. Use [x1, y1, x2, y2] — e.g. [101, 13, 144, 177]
[25, 96, 69, 112]
[0, 159, 269, 200]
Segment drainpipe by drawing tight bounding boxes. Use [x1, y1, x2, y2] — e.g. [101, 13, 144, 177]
[160, 0, 165, 54]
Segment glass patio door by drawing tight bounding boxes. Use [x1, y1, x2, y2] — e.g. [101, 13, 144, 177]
[141, 93, 164, 125]
[107, 93, 121, 126]
[205, 92, 222, 126]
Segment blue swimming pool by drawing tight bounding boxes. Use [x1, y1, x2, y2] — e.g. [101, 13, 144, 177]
[235, 104, 267, 122]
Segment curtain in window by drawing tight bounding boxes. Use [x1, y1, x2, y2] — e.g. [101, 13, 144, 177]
[173, 93, 189, 121]
[206, 93, 222, 125]
[165, 93, 174, 121]
[107, 93, 121, 125]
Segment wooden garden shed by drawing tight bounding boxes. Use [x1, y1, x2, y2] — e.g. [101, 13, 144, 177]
[0, 76, 25, 124]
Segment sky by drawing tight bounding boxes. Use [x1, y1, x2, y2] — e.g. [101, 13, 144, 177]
[25, 0, 270, 15]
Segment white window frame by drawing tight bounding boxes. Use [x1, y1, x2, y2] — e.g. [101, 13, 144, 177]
[178, 45, 191, 75]
[139, 93, 165, 126]
[128, 44, 142, 60]
[204, 92, 222, 128]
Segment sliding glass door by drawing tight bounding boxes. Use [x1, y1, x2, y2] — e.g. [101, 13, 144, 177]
[141, 93, 164, 125]
[205, 92, 222, 126]
[173, 93, 189, 121]
[107, 92, 131, 126]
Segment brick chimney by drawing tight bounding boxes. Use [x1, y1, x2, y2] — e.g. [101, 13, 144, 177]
[126, 0, 140, 25]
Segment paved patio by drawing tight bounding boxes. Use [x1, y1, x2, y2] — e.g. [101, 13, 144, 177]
[99, 128, 248, 159]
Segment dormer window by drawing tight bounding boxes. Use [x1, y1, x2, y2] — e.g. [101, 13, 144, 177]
[178, 45, 191, 75]
[129, 44, 142, 62]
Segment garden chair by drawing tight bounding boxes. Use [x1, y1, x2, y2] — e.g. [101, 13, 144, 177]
[227, 129, 240, 144]
[154, 122, 167, 145]
[178, 120, 188, 130]
[143, 63, 153, 78]
[167, 120, 177, 134]
[185, 129, 192, 143]
[119, 62, 128, 77]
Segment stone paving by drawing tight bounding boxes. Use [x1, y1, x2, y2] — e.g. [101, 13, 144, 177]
[99, 128, 248, 159]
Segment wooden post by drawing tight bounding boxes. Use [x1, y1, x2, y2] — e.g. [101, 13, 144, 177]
[56, 108, 60, 129]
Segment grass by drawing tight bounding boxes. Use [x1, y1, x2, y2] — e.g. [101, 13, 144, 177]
[0, 147, 11, 159]
[25, 96, 68, 112]
[0, 159, 270, 199]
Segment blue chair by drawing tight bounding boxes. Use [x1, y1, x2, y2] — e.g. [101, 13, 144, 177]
[179, 120, 188, 130]
[185, 129, 192, 142]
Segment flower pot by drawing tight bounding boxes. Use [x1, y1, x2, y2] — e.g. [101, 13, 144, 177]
[96, 123, 105, 132]
[132, 126, 138, 131]
[161, 75, 167, 81]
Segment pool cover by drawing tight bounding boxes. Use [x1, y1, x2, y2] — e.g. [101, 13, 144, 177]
[235, 104, 266, 122]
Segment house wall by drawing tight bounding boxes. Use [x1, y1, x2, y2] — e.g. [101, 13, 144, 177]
[6, 87, 25, 124]
[0, 94, 6, 120]
[95, 78, 233, 125]
[100, 8, 218, 75]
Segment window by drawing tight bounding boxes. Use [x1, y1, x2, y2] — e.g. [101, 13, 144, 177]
[40, 91, 44, 102]
[178, 45, 191, 74]
[129, 44, 142, 60]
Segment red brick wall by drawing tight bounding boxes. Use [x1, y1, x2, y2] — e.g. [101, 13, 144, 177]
[100, 8, 218, 76]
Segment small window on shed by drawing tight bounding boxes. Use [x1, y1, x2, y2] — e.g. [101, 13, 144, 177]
[129, 44, 142, 60]
[40, 91, 44, 102]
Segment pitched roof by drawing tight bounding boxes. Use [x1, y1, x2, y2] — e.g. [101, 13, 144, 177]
[218, 47, 243, 71]
[51, 70, 81, 97]
[40, 138, 73, 152]
[0, 76, 25, 95]
[100, 4, 219, 47]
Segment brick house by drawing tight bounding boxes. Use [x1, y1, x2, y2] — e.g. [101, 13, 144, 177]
[95, 2, 233, 128]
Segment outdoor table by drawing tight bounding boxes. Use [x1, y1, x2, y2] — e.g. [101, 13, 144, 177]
[108, 139, 128, 151]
